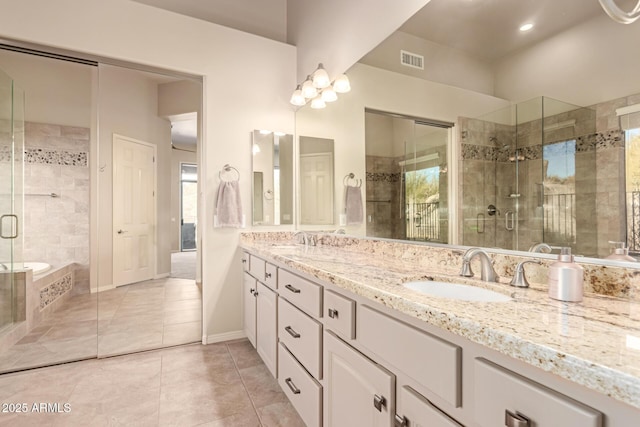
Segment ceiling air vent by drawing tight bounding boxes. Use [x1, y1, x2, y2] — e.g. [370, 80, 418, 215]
[400, 50, 424, 70]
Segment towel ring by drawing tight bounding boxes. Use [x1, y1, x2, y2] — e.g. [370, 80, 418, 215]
[219, 164, 240, 182]
[343, 173, 362, 188]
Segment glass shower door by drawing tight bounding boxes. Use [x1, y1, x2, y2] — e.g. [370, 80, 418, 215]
[0, 68, 24, 337]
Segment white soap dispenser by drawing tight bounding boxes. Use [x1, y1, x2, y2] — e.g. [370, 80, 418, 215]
[605, 241, 637, 262]
[548, 247, 584, 302]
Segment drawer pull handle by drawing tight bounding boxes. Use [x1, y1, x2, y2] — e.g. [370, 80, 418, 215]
[328, 308, 338, 318]
[242, 259, 246, 264]
[285, 284, 301, 294]
[285, 326, 301, 338]
[265, 272, 272, 279]
[373, 394, 386, 412]
[285, 378, 301, 394]
[505, 410, 530, 427]
[394, 415, 407, 427]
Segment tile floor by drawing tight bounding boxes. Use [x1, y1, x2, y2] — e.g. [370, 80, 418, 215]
[0, 278, 202, 373]
[0, 339, 305, 426]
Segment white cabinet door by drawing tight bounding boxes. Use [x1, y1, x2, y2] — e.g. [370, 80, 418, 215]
[243, 272, 257, 347]
[256, 282, 277, 378]
[324, 331, 395, 427]
[395, 385, 462, 427]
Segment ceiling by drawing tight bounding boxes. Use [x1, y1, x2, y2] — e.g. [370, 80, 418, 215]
[399, 0, 606, 61]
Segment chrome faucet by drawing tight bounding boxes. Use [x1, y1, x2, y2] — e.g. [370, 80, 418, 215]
[528, 242, 552, 253]
[293, 231, 316, 247]
[510, 260, 542, 288]
[459, 248, 499, 282]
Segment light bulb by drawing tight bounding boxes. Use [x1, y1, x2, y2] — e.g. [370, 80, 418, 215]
[290, 85, 306, 106]
[519, 23, 534, 32]
[321, 87, 338, 102]
[259, 129, 272, 135]
[333, 74, 351, 93]
[301, 77, 318, 98]
[312, 63, 330, 89]
[310, 96, 326, 109]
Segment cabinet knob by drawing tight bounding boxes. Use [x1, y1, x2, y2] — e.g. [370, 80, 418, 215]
[394, 415, 407, 427]
[328, 308, 338, 318]
[505, 410, 530, 427]
[242, 259, 246, 264]
[249, 288, 255, 295]
[265, 272, 272, 279]
[373, 394, 386, 412]
[285, 377, 301, 395]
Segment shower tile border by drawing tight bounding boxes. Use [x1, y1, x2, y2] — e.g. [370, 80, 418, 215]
[366, 172, 401, 182]
[0, 145, 88, 167]
[39, 272, 73, 311]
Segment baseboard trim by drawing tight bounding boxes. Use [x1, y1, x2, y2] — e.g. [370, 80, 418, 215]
[204, 330, 245, 344]
[91, 284, 116, 294]
[154, 272, 170, 279]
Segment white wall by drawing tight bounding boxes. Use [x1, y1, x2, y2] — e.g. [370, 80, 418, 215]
[0, 0, 296, 342]
[493, 12, 640, 106]
[0, 49, 93, 127]
[296, 63, 509, 235]
[360, 31, 494, 96]
[158, 80, 201, 118]
[287, 0, 430, 82]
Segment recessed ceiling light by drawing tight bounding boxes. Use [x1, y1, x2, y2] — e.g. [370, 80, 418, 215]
[519, 23, 534, 32]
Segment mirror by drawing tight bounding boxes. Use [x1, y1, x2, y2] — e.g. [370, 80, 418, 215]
[299, 136, 335, 225]
[294, 0, 640, 263]
[251, 130, 294, 225]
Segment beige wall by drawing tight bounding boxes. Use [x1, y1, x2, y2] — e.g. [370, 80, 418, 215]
[158, 80, 201, 118]
[360, 31, 494, 96]
[287, 0, 430, 82]
[0, 49, 93, 127]
[0, 0, 296, 341]
[493, 12, 640, 106]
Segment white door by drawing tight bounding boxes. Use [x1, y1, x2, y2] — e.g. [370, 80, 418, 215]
[300, 153, 334, 224]
[113, 134, 156, 287]
[256, 282, 277, 378]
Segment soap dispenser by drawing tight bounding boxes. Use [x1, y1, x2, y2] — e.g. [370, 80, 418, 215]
[548, 247, 584, 302]
[605, 241, 637, 262]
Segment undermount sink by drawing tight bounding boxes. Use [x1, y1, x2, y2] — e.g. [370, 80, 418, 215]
[403, 281, 512, 302]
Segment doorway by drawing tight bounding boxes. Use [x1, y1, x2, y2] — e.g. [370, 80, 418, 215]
[180, 163, 197, 251]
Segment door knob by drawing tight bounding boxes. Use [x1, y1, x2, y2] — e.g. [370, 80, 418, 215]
[117, 229, 128, 234]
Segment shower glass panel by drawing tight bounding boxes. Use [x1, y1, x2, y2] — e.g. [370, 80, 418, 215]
[0, 67, 24, 335]
[461, 97, 596, 255]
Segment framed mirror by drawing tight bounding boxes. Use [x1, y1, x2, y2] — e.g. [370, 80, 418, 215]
[251, 130, 294, 226]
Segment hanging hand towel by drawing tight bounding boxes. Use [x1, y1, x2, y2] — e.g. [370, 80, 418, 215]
[215, 180, 244, 228]
[345, 184, 363, 225]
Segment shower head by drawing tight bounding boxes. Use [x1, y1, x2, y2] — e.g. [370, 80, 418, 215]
[489, 136, 510, 150]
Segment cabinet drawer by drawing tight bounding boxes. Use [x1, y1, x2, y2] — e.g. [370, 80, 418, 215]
[264, 263, 277, 290]
[396, 385, 461, 427]
[278, 342, 322, 427]
[358, 305, 461, 407]
[324, 290, 355, 340]
[474, 358, 602, 427]
[242, 252, 250, 271]
[249, 255, 266, 281]
[278, 268, 323, 318]
[278, 297, 322, 379]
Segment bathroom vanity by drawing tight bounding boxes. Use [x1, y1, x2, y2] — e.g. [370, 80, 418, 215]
[240, 233, 640, 426]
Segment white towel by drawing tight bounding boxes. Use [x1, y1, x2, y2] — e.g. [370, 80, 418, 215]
[345, 185, 363, 225]
[215, 180, 244, 228]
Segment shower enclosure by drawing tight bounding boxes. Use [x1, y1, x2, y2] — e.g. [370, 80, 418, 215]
[460, 96, 597, 256]
[0, 67, 25, 333]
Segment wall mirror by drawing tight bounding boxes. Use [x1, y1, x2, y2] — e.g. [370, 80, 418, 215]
[251, 130, 294, 226]
[294, 0, 640, 265]
[299, 136, 335, 225]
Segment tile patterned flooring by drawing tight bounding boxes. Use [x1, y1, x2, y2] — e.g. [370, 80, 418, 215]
[0, 277, 202, 373]
[0, 339, 305, 426]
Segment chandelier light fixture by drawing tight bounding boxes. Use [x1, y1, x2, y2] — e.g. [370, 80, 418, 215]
[290, 63, 351, 109]
[599, 0, 640, 24]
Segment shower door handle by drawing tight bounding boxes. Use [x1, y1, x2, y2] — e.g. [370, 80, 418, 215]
[476, 213, 485, 234]
[0, 214, 18, 239]
[505, 211, 515, 231]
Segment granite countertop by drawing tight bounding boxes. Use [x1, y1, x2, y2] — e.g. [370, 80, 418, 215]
[240, 239, 640, 410]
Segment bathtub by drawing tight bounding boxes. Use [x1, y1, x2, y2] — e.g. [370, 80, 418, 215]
[3, 262, 52, 276]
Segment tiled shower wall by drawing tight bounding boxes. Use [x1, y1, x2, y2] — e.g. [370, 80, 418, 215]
[23, 122, 89, 269]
